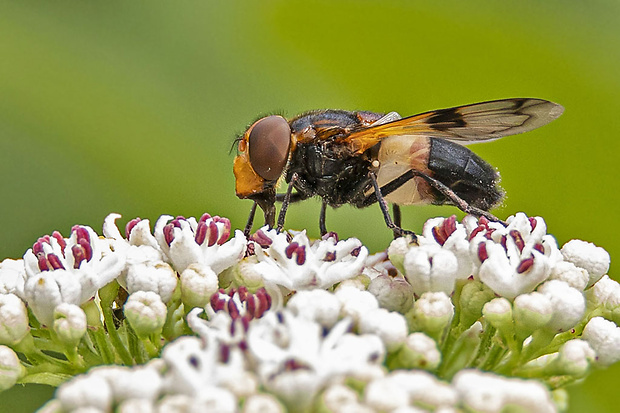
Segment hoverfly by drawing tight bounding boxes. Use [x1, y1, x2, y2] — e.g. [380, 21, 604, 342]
[233, 98, 563, 239]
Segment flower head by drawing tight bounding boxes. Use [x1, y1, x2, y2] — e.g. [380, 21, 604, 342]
[154, 214, 246, 275]
[22, 225, 125, 326]
[250, 227, 368, 291]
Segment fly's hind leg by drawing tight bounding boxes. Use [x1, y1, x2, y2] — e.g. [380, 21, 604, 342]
[319, 200, 328, 236]
[412, 171, 507, 225]
[368, 172, 418, 241]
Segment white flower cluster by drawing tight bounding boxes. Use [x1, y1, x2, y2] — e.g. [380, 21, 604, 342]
[0, 212, 616, 413]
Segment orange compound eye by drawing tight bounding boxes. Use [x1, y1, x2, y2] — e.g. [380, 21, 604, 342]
[247, 115, 291, 181]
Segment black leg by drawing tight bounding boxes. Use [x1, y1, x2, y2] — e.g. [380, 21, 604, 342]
[413, 171, 506, 225]
[244, 201, 258, 237]
[319, 200, 328, 235]
[393, 204, 402, 228]
[360, 170, 416, 207]
[276, 173, 299, 232]
[275, 191, 307, 203]
[369, 172, 417, 241]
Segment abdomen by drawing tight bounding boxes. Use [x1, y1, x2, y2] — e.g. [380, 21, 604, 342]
[427, 137, 503, 210]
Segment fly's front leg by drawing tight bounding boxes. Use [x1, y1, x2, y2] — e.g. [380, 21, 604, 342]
[369, 172, 417, 241]
[244, 201, 258, 237]
[276, 172, 299, 232]
[413, 171, 507, 226]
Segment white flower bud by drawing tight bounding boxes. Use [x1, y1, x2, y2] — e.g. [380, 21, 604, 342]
[587, 275, 620, 311]
[458, 281, 495, 330]
[57, 373, 113, 412]
[243, 393, 285, 413]
[0, 293, 29, 345]
[358, 308, 408, 351]
[124, 291, 167, 337]
[453, 370, 555, 413]
[23, 270, 82, 326]
[582, 317, 620, 366]
[513, 292, 553, 338]
[368, 274, 414, 313]
[156, 392, 237, 413]
[548, 261, 589, 291]
[125, 262, 177, 303]
[86, 365, 162, 404]
[364, 376, 410, 411]
[335, 285, 379, 321]
[556, 339, 595, 376]
[0, 345, 24, 391]
[403, 244, 459, 295]
[538, 280, 586, 332]
[287, 289, 341, 328]
[561, 239, 610, 287]
[118, 398, 155, 413]
[233, 256, 265, 290]
[395, 332, 441, 370]
[53, 303, 87, 347]
[0, 259, 25, 298]
[320, 384, 360, 413]
[412, 292, 454, 339]
[387, 237, 412, 274]
[180, 263, 218, 310]
[368, 371, 457, 410]
[482, 298, 513, 333]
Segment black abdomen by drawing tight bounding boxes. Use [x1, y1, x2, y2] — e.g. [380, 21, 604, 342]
[428, 138, 503, 210]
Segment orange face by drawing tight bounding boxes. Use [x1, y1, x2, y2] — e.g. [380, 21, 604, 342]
[233, 115, 292, 199]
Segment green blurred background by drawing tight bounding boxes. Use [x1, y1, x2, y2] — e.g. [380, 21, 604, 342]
[1, 1, 618, 411]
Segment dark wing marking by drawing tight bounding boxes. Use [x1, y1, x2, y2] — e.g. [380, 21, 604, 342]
[345, 98, 564, 153]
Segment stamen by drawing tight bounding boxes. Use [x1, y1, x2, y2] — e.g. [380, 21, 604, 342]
[207, 221, 218, 247]
[52, 231, 66, 252]
[47, 254, 65, 270]
[215, 217, 231, 245]
[72, 245, 86, 269]
[517, 256, 535, 273]
[125, 218, 141, 239]
[194, 221, 207, 245]
[510, 230, 525, 253]
[478, 243, 489, 262]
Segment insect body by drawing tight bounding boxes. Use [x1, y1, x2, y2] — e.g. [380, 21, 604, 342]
[233, 98, 563, 238]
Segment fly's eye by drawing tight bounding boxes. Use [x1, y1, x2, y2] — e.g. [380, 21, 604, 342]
[248, 115, 291, 181]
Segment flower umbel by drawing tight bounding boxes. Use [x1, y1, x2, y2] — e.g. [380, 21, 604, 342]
[0, 211, 616, 413]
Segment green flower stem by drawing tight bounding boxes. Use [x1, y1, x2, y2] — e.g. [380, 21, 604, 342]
[479, 339, 508, 371]
[470, 323, 497, 368]
[15, 334, 71, 369]
[78, 330, 104, 365]
[101, 303, 134, 365]
[546, 375, 581, 390]
[543, 325, 583, 357]
[127, 323, 146, 365]
[83, 300, 116, 364]
[162, 288, 184, 341]
[142, 334, 160, 358]
[18, 371, 73, 387]
[32, 336, 66, 354]
[88, 327, 115, 365]
[519, 329, 556, 365]
[98, 282, 135, 366]
[441, 325, 483, 380]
